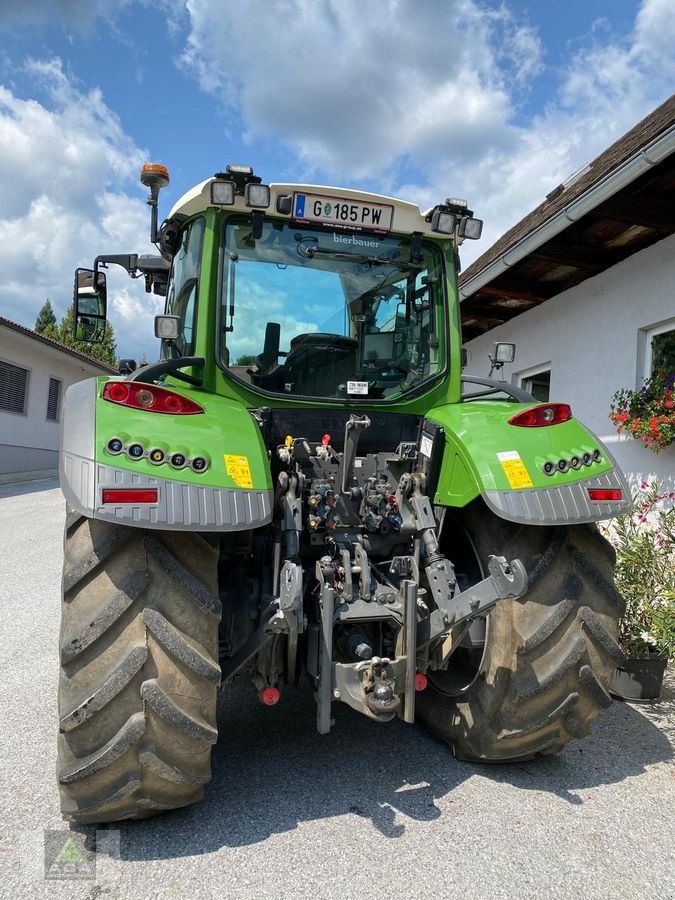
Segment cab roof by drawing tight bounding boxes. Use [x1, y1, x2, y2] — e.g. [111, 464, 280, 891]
[168, 178, 454, 240]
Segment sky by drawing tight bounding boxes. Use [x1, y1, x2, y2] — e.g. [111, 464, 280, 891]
[0, 0, 673, 362]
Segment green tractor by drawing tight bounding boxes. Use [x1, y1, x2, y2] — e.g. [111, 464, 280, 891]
[58, 163, 630, 822]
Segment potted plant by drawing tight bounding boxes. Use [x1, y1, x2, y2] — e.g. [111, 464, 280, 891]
[600, 479, 674, 701]
[609, 369, 675, 453]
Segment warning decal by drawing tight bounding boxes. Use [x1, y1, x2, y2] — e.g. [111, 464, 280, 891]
[224, 454, 253, 488]
[496, 450, 533, 489]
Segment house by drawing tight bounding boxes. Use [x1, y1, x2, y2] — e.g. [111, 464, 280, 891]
[459, 94, 675, 491]
[0, 317, 117, 482]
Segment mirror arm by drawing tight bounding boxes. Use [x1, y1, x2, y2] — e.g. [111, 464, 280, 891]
[93, 254, 139, 279]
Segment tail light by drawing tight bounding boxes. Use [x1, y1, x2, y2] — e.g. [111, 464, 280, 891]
[588, 489, 623, 501]
[102, 381, 204, 414]
[509, 403, 572, 427]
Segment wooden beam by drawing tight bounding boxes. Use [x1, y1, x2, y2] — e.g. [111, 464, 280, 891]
[477, 280, 557, 302]
[460, 301, 537, 323]
[532, 240, 624, 272]
[594, 194, 675, 231]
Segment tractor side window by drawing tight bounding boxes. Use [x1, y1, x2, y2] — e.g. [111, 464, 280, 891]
[165, 217, 205, 356]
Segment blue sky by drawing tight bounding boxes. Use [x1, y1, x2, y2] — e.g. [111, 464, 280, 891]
[0, 0, 672, 361]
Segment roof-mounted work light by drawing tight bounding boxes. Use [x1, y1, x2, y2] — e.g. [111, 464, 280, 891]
[245, 182, 270, 209]
[431, 208, 456, 234]
[211, 163, 269, 210]
[445, 197, 468, 211]
[210, 180, 235, 205]
[458, 216, 484, 240]
[226, 163, 254, 176]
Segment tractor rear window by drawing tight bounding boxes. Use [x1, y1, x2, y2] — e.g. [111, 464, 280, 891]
[219, 219, 445, 401]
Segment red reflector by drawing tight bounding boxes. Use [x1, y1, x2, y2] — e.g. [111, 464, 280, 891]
[260, 687, 280, 706]
[588, 489, 622, 501]
[509, 403, 572, 427]
[414, 673, 428, 692]
[102, 489, 158, 504]
[101, 381, 204, 414]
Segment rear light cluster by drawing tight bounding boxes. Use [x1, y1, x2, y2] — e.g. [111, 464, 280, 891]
[509, 404, 572, 427]
[102, 381, 204, 415]
[106, 437, 209, 473]
[542, 449, 602, 475]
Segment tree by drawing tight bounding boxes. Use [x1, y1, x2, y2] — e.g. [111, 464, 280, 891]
[235, 354, 256, 366]
[35, 300, 57, 337]
[57, 307, 118, 368]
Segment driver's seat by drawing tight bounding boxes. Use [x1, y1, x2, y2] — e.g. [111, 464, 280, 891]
[284, 333, 358, 395]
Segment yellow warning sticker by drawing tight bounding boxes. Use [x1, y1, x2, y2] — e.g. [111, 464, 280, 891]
[224, 454, 253, 489]
[496, 450, 533, 489]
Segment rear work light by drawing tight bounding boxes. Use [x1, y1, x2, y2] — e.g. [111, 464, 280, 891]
[588, 489, 623, 501]
[102, 489, 158, 504]
[101, 382, 204, 414]
[508, 403, 572, 427]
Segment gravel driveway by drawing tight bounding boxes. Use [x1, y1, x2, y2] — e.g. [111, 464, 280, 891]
[0, 479, 673, 900]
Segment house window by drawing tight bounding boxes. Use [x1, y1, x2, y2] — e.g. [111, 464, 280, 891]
[47, 377, 62, 422]
[0, 360, 29, 414]
[644, 321, 675, 379]
[516, 365, 551, 402]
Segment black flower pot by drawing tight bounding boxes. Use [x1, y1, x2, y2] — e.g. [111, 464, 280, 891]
[610, 654, 668, 702]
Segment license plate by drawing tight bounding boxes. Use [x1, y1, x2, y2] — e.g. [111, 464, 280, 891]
[293, 192, 393, 232]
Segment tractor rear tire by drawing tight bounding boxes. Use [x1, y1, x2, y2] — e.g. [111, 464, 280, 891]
[57, 510, 221, 823]
[416, 503, 625, 761]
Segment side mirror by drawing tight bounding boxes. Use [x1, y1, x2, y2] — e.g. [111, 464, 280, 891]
[74, 268, 107, 343]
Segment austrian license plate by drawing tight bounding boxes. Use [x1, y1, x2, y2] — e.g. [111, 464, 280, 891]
[293, 192, 393, 232]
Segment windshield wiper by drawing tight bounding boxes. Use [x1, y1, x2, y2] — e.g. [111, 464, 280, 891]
[298, 243, 423, 270]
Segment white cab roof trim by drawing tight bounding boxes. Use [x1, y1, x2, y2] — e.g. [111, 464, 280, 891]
[168, 179, 454, 239]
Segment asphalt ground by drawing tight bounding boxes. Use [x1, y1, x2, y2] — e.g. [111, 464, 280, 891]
[0, 479, 673, 900]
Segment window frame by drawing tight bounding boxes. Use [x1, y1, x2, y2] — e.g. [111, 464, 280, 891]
[513, 362, 552, 402]
[0, 357, 30, 417]
[215, 215, 450, 404]
[639, 317, 675, 385]
[46, 376, 62, 423]
[163, 215, 206, 358]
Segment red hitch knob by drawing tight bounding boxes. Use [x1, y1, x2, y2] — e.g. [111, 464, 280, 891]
[414, 673, 428, 692]
[260, 687, 281, 706]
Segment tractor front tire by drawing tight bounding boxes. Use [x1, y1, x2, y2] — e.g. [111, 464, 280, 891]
[417, 503, 624, 761]
[57, 510, 221, 823]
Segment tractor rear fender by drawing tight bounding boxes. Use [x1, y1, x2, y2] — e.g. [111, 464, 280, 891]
[59, 377, 273, 530]
[426, 401, 631, 525]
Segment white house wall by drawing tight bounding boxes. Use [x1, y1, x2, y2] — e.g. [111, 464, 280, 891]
[0, 327, 108, 478]
[462, 233, 675, 492]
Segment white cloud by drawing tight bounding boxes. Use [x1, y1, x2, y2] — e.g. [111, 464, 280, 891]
[181, 0, 539, 179]
[0, 58, 158, 360]
[180, 0, 675, 266]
